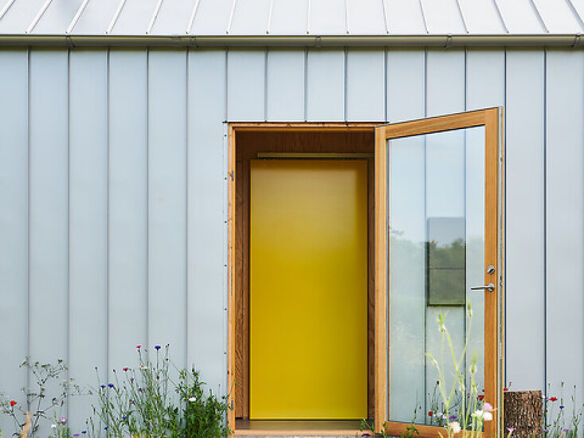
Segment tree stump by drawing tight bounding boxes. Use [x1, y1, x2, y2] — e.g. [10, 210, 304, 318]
[504, 390, 542, 438]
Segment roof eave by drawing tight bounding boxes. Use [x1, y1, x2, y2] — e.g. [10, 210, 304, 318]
[0, 34, 583, 48]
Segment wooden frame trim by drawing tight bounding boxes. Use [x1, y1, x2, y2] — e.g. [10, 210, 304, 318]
[375, 107, 503, 437]
[227, 122, 380, 434]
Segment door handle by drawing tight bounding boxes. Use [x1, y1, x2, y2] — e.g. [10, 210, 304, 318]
[470, 283, 495, 292]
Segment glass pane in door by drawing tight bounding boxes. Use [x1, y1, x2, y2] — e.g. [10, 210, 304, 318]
[388, 126, 485, 425]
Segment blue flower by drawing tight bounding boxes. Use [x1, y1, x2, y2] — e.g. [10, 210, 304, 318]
[108, 383, 114, 388]
[82, 431, 86, 434]
[449, 415, 457, 420]
[155, 345, 161, 350]
[100, 385, 106, 389]
[560, 405, 565, 409]
[104, 426, 108, 431]
[123, 416, 127, 420]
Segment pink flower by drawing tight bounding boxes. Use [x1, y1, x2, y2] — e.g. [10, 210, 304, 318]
[483, 402, 494, 412]
[136, 345, 142, 349]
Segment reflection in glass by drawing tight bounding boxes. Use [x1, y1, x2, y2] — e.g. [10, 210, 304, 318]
[388, 126, 485, 425]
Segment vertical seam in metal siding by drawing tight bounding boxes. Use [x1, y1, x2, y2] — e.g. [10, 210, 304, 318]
[66, 47, 71, 422]
[225, 49, 229, 122]
[344, 47, 348, 122]
[146, 47, 150, 353]
[422, 47, 428, 416]
[106, 47, 111, 383]
[303, 48, 308, 121]
[384, 48, 388, 122]
[543, 48, 548, 399]
[503, 48, 507, 385]
[26, 46, 31, 401]
[264, 48, 268, 122]
[185, 48, 189, 370]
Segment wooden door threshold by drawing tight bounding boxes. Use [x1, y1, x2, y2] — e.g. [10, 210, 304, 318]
[234, 420, 363, 437]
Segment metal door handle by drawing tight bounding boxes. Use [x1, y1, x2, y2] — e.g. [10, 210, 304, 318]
[471, 283, 495, 292]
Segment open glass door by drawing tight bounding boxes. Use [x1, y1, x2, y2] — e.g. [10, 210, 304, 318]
[374, 108, 504, 438]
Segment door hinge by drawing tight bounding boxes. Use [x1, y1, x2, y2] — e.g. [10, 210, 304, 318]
[229, 171, 234, 181]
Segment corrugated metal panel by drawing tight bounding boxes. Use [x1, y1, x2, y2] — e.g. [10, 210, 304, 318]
[69, 0, 119, 35]
[266, 49, 305, 121]
[269, 0, 308, 35]
[505, 50, 545, 391]
[31, 0, 85, 34]
[385, 0, 427, 34]
[1, 0, 584, 36]
[346, 49, 385, 121]
[420, 0, 466, 34]
[458, 0, 506, 34]
[68, 49, 108, 432]
[346, 0, 385, 35]
[28, 49, 69, 438]
[229, 0, 270, 35]
[309, 0, 346, 35]
[149, 0, 194, 35]
[110, 0, 158, 35]
[494, 0, 547, 33]
[545, 50, 584, 408]
[532, 0, 583, 33]
[108, 48, 149, 377]
[306, 48, 344, 121]
[187, 49, 227, 392]
[147, 49, 188, 369]
[190, 0, 231, 35]
[227, 49, 265, 121]
[0, 49, 28, 437]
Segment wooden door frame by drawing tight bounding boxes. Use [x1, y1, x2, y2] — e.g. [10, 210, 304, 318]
[227, 122, 381, 435]
[227, 111, 504, 436]
[375, 107, 505, 437]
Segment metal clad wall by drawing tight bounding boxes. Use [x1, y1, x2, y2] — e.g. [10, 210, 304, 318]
[505, 50, 546, 391]
[1, 46, 584, 429]
[545, 50, 584, 398]
[68, 49, 108, 431]
[0, 49, 28, 435]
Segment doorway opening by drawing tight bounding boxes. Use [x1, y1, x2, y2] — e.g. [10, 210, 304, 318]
[228, 124, 379, 436]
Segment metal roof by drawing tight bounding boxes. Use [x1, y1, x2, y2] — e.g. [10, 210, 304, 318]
[0, 0, 583, 41]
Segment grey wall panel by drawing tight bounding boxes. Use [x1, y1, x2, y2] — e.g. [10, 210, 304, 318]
[0, 49, 28, 433]
[108, 49, 148, 376]
[346, 49, 385, 122]
[28, 48, 69, 369]
[306, 49, 344, 121]
[266, 49, 305, 121]
[28, 50, 69, 436]
[466, 50, 505, 110]
[426, 49, 465, 116]
[147, 50, 188, 368]
[505, 50, 545, 391]
[227, 49, 265, 121]
[545, 50, 584, 403]
[187, 49, 227, 394]
[386, 50, 425, 122]
[68, 49, 108, 430]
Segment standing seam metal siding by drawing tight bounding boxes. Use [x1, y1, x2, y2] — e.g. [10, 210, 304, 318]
[0, 46, 582, 431]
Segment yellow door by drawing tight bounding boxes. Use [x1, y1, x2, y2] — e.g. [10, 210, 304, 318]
[250, 159, 368, 420]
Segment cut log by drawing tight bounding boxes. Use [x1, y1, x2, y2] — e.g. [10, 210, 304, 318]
[504, 390, 543, 438]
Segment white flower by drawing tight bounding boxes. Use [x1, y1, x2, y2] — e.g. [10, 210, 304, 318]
[188, 397, 196, 402]
[51, 425, 57, 429]
[448, 422, 461, 434]
[483, 411, 493, 422]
